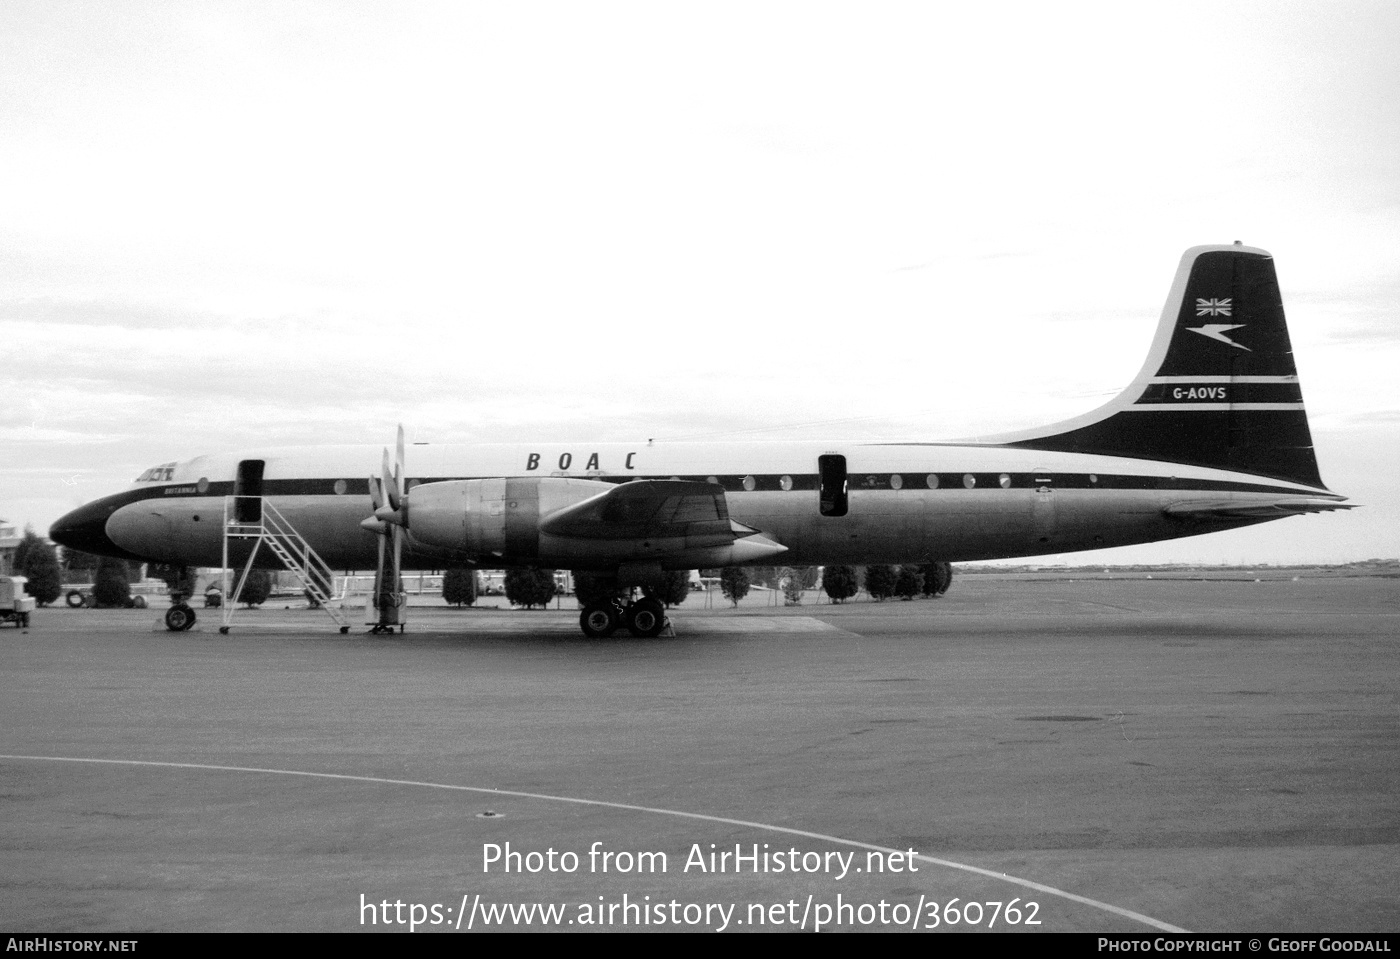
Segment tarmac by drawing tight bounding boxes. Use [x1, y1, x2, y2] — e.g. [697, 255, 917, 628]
[1, 575, 1397, 933]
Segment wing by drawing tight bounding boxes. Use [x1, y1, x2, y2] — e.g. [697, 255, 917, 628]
[538, 479, 785, 565]
[541, 480, 742, 543]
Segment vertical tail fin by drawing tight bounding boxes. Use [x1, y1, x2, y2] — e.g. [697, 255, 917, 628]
[1000, 245, 1327, 489]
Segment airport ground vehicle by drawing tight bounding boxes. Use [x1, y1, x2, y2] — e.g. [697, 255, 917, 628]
[0, 575, 36, 627]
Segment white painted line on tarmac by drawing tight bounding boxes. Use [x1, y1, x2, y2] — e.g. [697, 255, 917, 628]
[0, 753, 1188, 933]
[181, 616, 847, 635]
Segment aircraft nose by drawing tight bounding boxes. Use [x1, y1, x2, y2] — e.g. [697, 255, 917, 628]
[50, 495, 148, 561]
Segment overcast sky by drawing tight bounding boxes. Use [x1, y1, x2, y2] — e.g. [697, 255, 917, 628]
[2, 1, 1396, 565]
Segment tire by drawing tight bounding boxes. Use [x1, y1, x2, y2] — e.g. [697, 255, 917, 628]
[579, 603, 620, 639]
[625, 598, 666, 638]
[164, 604, 196, 632]
[66, 590, 85, 608]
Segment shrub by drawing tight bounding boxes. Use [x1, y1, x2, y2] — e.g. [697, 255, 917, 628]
[237, 568, 273, 607]
[573, 570, 627, 608]
[782, 576, 804, 605]
[895, 564, 924, 600]
[643, 570, 691, 608]
[20, 537, 62, 606]
[505, 568, 556, 609]
[864, 564, 898, 602]
[719, 567, 750, 606]
[822, 565, 858, 604]
[93, 555, 131, 607]
[921, 561, 954, 597]
[443, 567, 478, 607]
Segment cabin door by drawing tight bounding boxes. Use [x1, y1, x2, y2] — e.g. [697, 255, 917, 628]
[234, 460, 265, 524]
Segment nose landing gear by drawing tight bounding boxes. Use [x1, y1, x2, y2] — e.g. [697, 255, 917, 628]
[164, 603, 196, 631]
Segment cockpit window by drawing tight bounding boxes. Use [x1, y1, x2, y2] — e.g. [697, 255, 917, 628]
[136, 463, 177, 482]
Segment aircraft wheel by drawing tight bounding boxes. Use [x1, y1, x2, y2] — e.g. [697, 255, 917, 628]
[579, 603, 620, 639]
[66, 590, 85, 608]
[625, 598, 666, 638]
[164, 604, 196, 632]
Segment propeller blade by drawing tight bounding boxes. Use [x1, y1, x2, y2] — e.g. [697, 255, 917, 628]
[375, 523, 386, 590]
[382, 448, 403, 511]
[368, 472, 385, 513]
[394, 424, 406, 508]
[391, 524, 403, 597]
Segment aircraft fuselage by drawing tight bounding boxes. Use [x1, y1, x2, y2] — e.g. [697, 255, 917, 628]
[81, 439, 1329, 573]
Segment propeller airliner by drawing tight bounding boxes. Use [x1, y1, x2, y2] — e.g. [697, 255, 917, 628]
[51, 245, 1351, 637]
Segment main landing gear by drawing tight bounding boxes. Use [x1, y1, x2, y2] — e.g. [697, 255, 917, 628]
[579, 597, 667, 639]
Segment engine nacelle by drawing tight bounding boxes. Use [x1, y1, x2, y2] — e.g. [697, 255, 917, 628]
[406, 477, 613, 562]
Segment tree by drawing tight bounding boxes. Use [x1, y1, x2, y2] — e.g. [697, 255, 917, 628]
[643, 570, 691, 608]
[822, 565, 858, 604]
[719, 567, 749, 607]
[921, 561, 954, 597]
[895, 564, 924, 600]
[20, 537, 62, 606]
[505, 568, 556, 609]
[573, 570, 627, 608]
[93, 555, 131, 607]
[443, 567, 478, 607]
[864, 564, 898, 601]
[12, 526, 38, 576]
[237, 569, 273, 607]
[782, 575, 804, 605]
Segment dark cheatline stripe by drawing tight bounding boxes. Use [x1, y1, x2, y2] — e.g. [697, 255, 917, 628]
[103, 470, 1324, 510]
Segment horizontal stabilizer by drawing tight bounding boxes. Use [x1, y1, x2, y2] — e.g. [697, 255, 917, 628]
[1164, 498, 1356, 521]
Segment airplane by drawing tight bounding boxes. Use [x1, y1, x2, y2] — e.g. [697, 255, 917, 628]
[50, 243, 1352, 638]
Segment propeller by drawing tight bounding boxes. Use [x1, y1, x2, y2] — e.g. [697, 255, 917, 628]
[361, 470, 387, 532]
[374, 426, 408, 525]
[363, 424, 408, 631]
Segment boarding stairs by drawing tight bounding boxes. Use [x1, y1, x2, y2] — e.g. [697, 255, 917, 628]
[220, 496, 350, 633]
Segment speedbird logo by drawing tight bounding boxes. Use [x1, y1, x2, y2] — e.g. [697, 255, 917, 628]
[1196, 297, 1232, 317]
[1188, 323, 1252, 351]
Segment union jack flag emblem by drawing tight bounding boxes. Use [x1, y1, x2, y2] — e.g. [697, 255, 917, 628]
[1196, 298, 1233, 317]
